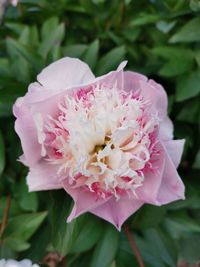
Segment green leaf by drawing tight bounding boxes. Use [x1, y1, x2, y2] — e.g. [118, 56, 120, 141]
[164, 216, 200, 240]
[90, 224, 119, 267]
[3, 212, 47, 243]
[169, 17, 200, 43]
[156, 20, 176, 33]
[95, 46, 125, 75]
[179, 234, 200, 263]
[14, 179, 38, 212]
[130, 14, 160, 26]
[11, 57, 30, 82]
[64, 44, 87, 58]
[190, 0, 200, 11]
[134, 205, 166, 229]
[51, 190, 102, 256]
[4, 237, 30, 252]
[6, 38, 43, 72]
[39, 17, 65, 58]
[0, 131, 5, 176]
[0, 197, 20, 222]
[0, 59, 12, 77]
[176, 70, 200, 101]
[193, 149, 200, 169]
[50, 192, 72, 256]
[0, 244, 15, 259]
[82, 39, 99, 70]
[152, 46, 194, 77]
[122, 27, 140, 42]
[177, 98, 200, 123]
[134, 229, 177, 267]
[69, 216, 103, 253]
[24, 224, 50, 261]
[41, 17, 59, 41]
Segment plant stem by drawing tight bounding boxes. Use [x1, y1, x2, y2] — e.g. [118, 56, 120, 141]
[0, 194, 11, 239]
[124, 224, 145, 267]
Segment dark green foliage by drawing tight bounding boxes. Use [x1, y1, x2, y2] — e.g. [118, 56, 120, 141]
[0, 0, 200, 265]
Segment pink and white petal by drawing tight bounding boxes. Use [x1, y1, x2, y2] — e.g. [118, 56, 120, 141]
[62, 179, 110, 223]
[14, 104, 41, 166]
[37, 57, 95, 91]
[162, 139, 185, 168]
[134, 148, 166, 205]
[27, 160, 63, 191]
[159, 117, 174, 141]
[156, 148, 185, 205]
[90, 197, 144, 231]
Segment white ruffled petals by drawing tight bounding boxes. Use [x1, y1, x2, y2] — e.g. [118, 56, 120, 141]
[36, 82, 159, 199]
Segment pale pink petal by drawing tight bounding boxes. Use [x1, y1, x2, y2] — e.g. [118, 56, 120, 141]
[156, 147, 185, 205]
[23, 60, 126, 105]
[123, 72, 168, 120]
[134, 147, 166, 205]
[162, 139, 185, 168]
[13, 101, 41, 166]
[123, 71, 147, 91]
[90, 197, 144, 230]
[37, 57, 95, 91]
[27, 160, 63, 191]
[24, 82, 58, 104]
[148, 79, 168, 119]
[62, 179, 110, 222]
[159, 117, 174, 141]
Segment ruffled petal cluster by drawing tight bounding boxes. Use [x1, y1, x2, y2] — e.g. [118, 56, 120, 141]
[13, 57, 185, 230]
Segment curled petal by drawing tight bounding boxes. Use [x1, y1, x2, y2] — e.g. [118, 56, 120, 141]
[156, 146, 185, 205]
[162, 139, 185, 168]
[27, 160, 62, 191]
[37, 57, 95, 91]
[135, 148, 166, 205]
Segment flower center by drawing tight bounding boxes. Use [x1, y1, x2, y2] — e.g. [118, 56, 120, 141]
[42, 83, 159, 199]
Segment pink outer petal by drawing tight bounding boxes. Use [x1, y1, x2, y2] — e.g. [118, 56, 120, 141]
[123, 71, 168, 120]
[90, 197, 144, 231]
[23, 60, 127, 105]
[62, 179, 110, 222]
[27, 160, 63, 191]
[37, 57, 95, 91]
[162, 139, 185, 168]
[134, 145, 166, 205]
[159, 117, 174, 141]
[13, 99, 41, 166]
[156, 144, 185, 205]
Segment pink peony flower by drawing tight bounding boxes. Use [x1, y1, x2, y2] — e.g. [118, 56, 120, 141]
[13, 57, 185, 230]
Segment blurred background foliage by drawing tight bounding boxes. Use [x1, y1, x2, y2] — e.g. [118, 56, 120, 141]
[0, 0, 200, 266]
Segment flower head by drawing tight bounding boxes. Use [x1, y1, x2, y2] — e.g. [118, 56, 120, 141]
[13, 57, 185, 230]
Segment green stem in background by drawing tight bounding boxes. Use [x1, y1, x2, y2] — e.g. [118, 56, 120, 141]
[0, 194, 11, 239]
[124, 224, 145, 267]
